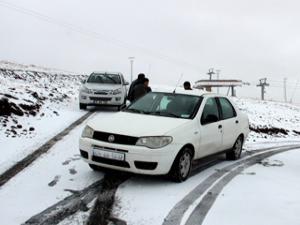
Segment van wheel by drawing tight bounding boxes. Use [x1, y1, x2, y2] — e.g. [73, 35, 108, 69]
[226, 136, 243, 160]
[169, 148, 192, 182]
[79, 103, 87, 110]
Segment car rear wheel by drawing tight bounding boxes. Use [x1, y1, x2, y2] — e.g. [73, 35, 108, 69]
[226, 136, 243, 160]
[169, 148, 192, 182]
[79, 103, 87, 110]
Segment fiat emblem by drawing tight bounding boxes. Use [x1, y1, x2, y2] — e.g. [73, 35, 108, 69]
[108, 135, 115, 142]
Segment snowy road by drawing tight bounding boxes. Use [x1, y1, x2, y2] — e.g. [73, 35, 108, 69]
[0, 108, 300, 225]
[113, 144, 300, 225]
[0, 110, 111, 225]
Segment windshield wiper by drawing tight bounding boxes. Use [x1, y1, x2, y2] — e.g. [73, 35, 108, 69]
[151, 111, 182, 118]
[126, 108, 147, 114]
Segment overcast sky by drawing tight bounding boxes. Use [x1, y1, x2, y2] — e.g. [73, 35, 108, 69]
[0, 0, 300, 102]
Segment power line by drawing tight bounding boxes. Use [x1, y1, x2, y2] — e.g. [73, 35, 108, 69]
[0, 0, 203, 72]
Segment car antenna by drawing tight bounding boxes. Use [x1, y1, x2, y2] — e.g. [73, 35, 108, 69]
[173, 73, 183, 93]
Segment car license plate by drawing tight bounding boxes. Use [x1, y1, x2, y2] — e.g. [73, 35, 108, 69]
[93, 148, 125, 161]
[94, 100, 106, 104]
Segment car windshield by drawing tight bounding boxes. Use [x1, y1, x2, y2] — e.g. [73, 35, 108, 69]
[87, 73, 121, 84]
[125, 92, 203, 119]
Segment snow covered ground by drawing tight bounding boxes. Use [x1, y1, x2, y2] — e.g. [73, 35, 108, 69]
[0, 61, 87, 173]
[203, 149, 300, 225]
[1, 66, 300, 225]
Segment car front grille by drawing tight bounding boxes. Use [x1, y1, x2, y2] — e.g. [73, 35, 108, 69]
[89, 97, 112, 101]
[94, 91, 108, 95]
[93, 131, 138, 145]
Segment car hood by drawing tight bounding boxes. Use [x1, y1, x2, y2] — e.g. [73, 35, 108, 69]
[84, 83, 121, 91]
[87, 112, 190, 137]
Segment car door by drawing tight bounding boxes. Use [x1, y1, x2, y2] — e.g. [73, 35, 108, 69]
[197, 97, 223, 158]
[217, 97, 239, 150]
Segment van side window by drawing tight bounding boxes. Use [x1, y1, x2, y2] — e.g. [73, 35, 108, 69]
[201, 98, 219, 125]
[218, 97, 237, 119]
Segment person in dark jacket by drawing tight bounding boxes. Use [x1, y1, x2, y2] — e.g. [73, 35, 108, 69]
[144, 78, 152, 93]
[183, 81, 192, 90]
[127, 73, 145, 101]
[131, 78, 148, 101]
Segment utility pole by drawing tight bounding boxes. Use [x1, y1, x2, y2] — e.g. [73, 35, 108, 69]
[257, 78, 269, 100]
[128, 57, 135, 83]
[216, 69, 220, 94]
[207, 68, 215, 80]
[284, 77, 287, 102]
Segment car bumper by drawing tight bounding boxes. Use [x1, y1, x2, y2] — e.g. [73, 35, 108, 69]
[79, 137, 180, 175]
[79, 93, 125, 106]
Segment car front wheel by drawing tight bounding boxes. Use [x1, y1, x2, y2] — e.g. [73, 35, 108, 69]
[226, 136, 243, 160]
[169, 148, 193, 182]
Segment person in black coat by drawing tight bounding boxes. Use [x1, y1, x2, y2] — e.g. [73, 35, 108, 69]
[127, 73, 145, 101]
[144, 78, 152, 93]
[131, 78, 149, 102]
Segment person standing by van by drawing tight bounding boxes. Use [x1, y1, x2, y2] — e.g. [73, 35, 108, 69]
[145, 78, 152, 93]
[131, 77, 150, 101]
[127, 73, 145, 101]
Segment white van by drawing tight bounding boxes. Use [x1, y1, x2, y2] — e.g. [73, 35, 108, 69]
[79, 72, 128, 110]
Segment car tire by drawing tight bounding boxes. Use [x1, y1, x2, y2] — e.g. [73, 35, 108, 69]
[169, 148, 193, 182]
[89, 163, 102, 171]
[79, 103, 87, 110]
[226, 136, 243, 160]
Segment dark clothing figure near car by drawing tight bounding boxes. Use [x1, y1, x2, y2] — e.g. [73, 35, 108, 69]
[144, 78, 152, 93]
[131, 77, 152, 101]
[184, 81, 192, 90]
[128, 73, 145, 101]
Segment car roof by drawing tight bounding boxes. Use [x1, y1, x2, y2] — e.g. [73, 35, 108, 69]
[90, 71, 123, 76]
[154, 87, 224, 98]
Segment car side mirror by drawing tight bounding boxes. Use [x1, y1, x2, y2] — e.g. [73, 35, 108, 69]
[81, 79, 86, 84]
[124, 81, 129, 85]
[202, 114, 218, 125]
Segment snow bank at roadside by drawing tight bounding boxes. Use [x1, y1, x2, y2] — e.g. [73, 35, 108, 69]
[233, 98, 300, 143]
[0, 61, 88, 173]
[0, 61, 87, 137]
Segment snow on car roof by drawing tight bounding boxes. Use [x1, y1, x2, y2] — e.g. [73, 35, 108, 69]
[91, 71, 123, 75]
[153, 86, 209, 97]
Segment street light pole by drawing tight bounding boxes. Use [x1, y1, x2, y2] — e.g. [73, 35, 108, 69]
[128, 57, 135, 83]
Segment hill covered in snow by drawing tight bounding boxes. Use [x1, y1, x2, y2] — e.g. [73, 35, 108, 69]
[0, 61, 87, 138]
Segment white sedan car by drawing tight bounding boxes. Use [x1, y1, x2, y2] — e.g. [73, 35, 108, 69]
[79, 89, 250, 182]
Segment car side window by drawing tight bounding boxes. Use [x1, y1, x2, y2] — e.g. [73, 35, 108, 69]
[218, 97, 237, 120]
[201, 98, 219, 125]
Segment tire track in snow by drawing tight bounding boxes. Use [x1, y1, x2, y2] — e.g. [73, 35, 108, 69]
[0, 111, 94, 187]
[163, 144, 300, 225]
[23, 171, 130, 225]
[23, 179, 103, 225]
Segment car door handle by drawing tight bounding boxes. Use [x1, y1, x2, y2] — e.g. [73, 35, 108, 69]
[218, 124, 222, 129]
[235, 120, 239, 124]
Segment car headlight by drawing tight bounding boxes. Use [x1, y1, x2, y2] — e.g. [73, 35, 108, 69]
[136, 136, 173, 149]
[82, 125, 94, 138]
[112, 88, 122, 95]
[81, 86, 92, 94]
